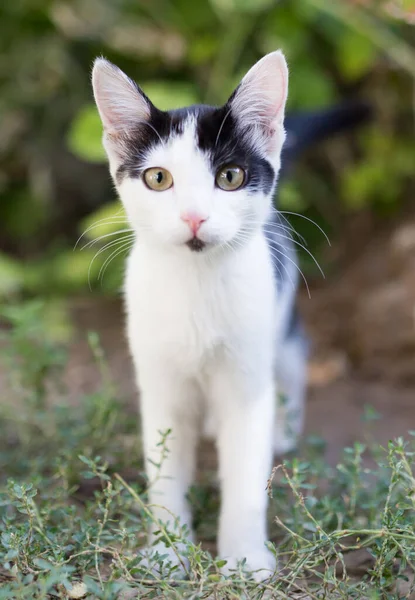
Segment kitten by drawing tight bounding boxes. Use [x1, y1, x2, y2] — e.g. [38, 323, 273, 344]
[92, 50, 307, 579]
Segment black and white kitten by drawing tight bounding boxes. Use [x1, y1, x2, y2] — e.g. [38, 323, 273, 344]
[92, 50, 307, 579]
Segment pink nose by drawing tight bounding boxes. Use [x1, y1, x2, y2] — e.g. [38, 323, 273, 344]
[180, 212, 207, 235]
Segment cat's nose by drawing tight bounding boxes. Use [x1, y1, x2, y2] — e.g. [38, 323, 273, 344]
[180, 212, 208, 235]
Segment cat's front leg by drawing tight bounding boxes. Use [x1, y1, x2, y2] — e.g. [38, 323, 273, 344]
[138, 370, 198, 569]
[210, 367, 277, 580]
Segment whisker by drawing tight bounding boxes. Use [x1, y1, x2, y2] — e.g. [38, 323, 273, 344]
[263, 222, 297, 239]
[262, 223, 302, 244]
[98, 240, 134, 285]
[267, 249, 296, 292]
[80, 228, 134, 251]
[227, 235, 246, 252]
[88, 235, 135, 290]
[267, 242, 311, 299]
[218, 234, 247, 261]
[271, 211, 302, 241]
[263, 230, 325, 279]
[136, 120, 163, 145]
[271, 212, 308, 246]
[230, 231, 295, 292]
[74, 216, 129, 249]
[244, 216, 307, 246]
[215, 108, 232, 148]
[279, 211, 331, 246]
[91, 235, 135, 260]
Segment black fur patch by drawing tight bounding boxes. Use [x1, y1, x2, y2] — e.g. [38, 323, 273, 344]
[115, 105, 184, 184]
[186, 237, 206, 252]
[115, 98, 275, 196]
[197, 105, 275, 195]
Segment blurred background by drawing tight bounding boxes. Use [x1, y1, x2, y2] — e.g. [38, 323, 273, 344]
[0, 0, 414, 461]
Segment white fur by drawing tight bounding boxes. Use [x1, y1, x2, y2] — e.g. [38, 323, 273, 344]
[92, 51, 301, 578]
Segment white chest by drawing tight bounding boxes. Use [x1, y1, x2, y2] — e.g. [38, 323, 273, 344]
[124, 237, 278, 375]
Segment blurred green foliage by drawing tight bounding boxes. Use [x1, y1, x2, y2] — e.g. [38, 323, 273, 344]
[0, 0, 414, 298]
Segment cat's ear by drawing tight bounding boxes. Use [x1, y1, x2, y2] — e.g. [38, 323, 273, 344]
[92, 58, 152, 136]
[227, 51, 288, 155]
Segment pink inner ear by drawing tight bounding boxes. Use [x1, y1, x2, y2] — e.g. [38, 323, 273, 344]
[92, 59, 150, 135]
[253, 60, 287, 124]
[235, 51, 288, 130]
[273, 60, 288, 122]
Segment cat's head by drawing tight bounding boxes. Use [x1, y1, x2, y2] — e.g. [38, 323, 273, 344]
[92, 51, 288, 254]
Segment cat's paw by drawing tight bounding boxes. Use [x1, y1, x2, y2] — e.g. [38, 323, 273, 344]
[139, 542, 189, 578]
[220, 548, 277, 582]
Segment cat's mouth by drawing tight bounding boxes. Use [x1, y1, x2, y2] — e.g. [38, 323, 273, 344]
[186, 237, 206, 252]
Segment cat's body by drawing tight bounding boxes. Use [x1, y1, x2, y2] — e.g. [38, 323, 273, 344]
[92, 51, 306, 578]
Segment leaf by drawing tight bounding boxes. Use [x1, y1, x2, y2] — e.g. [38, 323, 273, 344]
[278, 181, 309, 211]
[4, 549, 18, 560]
[189, 35, 219, 65]
[362, 404, 382, 422]
[215, 559, 227, 568]
[141, 81, 198, 110]
[288, 61, 336, 110]
[67, 105, 106, 163]
[79, 201, 126, 241]
[209, 0, 275, 14]
[52, 250, 101, 290]
[33, 558, 53, 571]
[336, 29, 377, 80]
[0, 253, 24, 297]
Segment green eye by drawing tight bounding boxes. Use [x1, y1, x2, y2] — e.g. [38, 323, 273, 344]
[143, 167, 173, 191]
[215, 165, 246, 191]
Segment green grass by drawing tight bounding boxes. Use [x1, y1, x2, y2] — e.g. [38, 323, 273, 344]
[0, 300, 414, 599]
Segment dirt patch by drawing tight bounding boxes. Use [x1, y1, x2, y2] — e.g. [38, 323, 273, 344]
[301, 211, 415, 385]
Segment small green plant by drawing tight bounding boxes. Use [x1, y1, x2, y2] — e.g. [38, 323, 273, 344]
[0, 300, 414, 598]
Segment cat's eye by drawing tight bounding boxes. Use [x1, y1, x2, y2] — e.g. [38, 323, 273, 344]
[143, 167, 173, 191]
[215, 165, 246, 191]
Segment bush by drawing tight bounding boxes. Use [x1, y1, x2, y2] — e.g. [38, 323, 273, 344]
[0, 0, 414, 296]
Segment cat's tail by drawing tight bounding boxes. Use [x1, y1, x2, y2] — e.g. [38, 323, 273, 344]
[281, 100, 372, 175]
